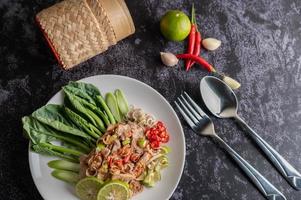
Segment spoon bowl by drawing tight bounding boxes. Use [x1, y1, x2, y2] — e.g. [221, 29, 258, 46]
[200, 76, 238, 118]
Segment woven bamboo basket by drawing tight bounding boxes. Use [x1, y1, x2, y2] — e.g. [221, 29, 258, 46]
[36, 0, 135, 69]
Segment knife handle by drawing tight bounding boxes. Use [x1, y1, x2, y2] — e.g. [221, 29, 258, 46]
[235, 115, 301, 190]
[213, 134, 286, 200]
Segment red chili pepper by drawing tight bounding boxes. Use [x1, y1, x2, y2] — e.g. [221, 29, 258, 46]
[150, 134, 159, 142]
[130, 154, 140, 162]
[176, 54, 216, 72]
[161, 134, 169, 143]
[151, 140, 160, 149]
[187, 31, 201, 70]
[146, 121, 170, 149]
[157, 121, 163, 127]
[108, 156, 113, 166]
[114, 159, 123, 168]
[185, 4, 197, 71]
[159, 126, 166, 132]
[185, 25, 196, 71]
[158, 131, 166, 138]
[123, 154, 131, 163]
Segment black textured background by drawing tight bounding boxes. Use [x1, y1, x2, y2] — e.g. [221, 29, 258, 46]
[0, 0, 301, 199]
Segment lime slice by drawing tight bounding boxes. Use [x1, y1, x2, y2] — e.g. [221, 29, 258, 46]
[97, 181, 130, 200]
[160, 10, 191, 41]
[76, 177, 104, 200]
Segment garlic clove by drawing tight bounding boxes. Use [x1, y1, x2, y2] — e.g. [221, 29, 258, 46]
[160, 52, 178, 67]
[222, 75, 241, 90]
[202, 38, 221, 51]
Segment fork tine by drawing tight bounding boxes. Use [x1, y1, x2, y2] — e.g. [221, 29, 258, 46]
[174, 101, 195, 128]
[184, 91, 207, 117]
[180, 94, 202, 120]
[177, 97, 199, 124]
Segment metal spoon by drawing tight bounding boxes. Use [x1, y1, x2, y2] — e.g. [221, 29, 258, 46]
[200, 75, 301, 190]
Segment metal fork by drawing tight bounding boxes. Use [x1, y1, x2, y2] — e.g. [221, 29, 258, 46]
[175, 92, 286, 200]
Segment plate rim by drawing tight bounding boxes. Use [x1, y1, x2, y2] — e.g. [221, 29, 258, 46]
[28, 74, 186, 200]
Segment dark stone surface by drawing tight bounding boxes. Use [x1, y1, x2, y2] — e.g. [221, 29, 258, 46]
[0, 0, 300, 199]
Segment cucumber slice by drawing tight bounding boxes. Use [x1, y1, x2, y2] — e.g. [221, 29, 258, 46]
[51, 169, 79, 184]
[48, 160, 80, 172]
[105, 93, 122, 122]
[114, 89, 129, 116]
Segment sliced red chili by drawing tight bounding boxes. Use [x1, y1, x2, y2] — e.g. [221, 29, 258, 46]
[159, 126, 166, 132]
[158, 131, 167, 138]
[145, 130, 150, 136]
[151, 140, 160, 149]
[146, 121, 170, 149]
[157, 121, 163, 127]
[123, 154, 131, 163]
[108, 156, 113, 166]
[150, 134, 159, 142]
[161, 134, 170, 143]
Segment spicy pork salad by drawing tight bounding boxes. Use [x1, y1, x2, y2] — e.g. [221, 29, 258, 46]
[22, 81, 171, 200]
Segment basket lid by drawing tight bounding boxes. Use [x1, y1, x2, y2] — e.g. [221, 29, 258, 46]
[101, 0, 135, 41]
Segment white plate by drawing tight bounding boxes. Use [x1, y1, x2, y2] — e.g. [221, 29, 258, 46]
[29, 75, 185, 200]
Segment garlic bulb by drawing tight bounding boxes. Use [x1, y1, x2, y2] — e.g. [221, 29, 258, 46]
[202, 38, 221, 51]
[222, 75, 241, 90]
[160, 52, 178, 67]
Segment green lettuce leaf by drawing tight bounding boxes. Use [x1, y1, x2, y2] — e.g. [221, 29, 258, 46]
[31, 104, 91, 140]
[23, 116, 91, 153]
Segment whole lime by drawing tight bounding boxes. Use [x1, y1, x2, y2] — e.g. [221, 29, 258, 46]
[160, 10, 191, 42]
